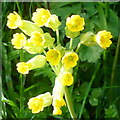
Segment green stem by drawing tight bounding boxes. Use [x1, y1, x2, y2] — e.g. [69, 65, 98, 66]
[76, 42, 81, 53]
[69, 38, 73, 50]
[79, 63, 100, 118]
[65, 86, 77, 120]
[56, 28, 60, 45]
[19, 50, 25, 118]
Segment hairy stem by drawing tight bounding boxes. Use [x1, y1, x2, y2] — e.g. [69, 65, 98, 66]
[65, 86, 77, 120]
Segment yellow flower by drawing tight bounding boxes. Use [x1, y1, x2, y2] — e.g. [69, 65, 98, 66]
[62, 52, 79, 69]
[66, 15, 85, 32]
[46, 49, 61, 66]
[94, 30, 113, 49]
[16, 62, 32, 74]
[53, 107, 62, 115]
[7, 11, 22, 29]
[29, 31, 45, 47]
[32, 8, 51, 26]
[11, 33, 26, 49]
[53, 97, 66, 108]
[60, 72, 74, 86]
[28, 97, 44, 113]
[28, 92, 52, 113]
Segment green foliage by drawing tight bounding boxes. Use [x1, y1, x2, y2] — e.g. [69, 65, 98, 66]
[105, 104, 118, 118]
[79, 45, 103, 63]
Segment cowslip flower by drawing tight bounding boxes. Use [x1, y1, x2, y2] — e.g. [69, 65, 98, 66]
[17, 55, 46, 74]
[11, 33, 26, 49]
[7, 11, 22, 29]
[60, 72, 74, 86]
[16, 62, 32, 74]
[52, 77, 66, 115]
[27, 55, 46, 69]
[66, 15, 85, 32]
[45, 15, 61, 31]
[94, 30, 113, 49]
[32, 8, 51, 26]
[23, 40, 44, 54]
[62, 52, 79, 69]
[53, 107, 62, 115]
[46, 49, 61, 66]
[29, 31, 45, 47]
[28, 92, 52, 113]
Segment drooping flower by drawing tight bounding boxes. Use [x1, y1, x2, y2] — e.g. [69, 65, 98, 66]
[53, 107, 62, 115]
[46, 49, 61, 66]
[45, 15, 61, 31]
[16, 62, 32, 74]
[32, 8, 51, 26]
[60, 72, 74, 86]
[62, 52, 79, 69]
[7, 11, 22, 29]
[66, 15, 85, 32]
[94, 30, 113, 49]
[28, 92, 52, 113]
[29, 31, 45, 47]
[17, 55, 46, 74]
[11, 33, 26, 49]
[27, 55, 46, 69]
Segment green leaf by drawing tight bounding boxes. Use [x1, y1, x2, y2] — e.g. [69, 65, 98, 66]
[34, 65, 56, 86]
[89, 97, 98, 106]
[91, 89, 102, 98]
[79, 45, 103, 63]
[105, 104, 118, 118]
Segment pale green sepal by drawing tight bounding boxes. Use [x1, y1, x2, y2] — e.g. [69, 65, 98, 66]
[80, 32, 96, 46]
[44, 33, 55, 47]
[65, 26, 80, 38]
[19, 20, 43, 36]
[45, 15, 61, 31]
[23, 41, 44, 54]
[36, 92, 52, 107]
[27, 55, 46, 69]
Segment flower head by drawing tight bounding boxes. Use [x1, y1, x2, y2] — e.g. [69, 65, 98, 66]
[16, 62, 32, 74]
[94, 30, 113, 49]
[29, 31, 45, 47]
[53, 107, 62, 115]
[66, 15, 85, 32]
[53, 96, 66, 108]
[32, 8, 51, 26]
[28, 92, 52, 113]
[7, 11, 22, 29]
[28, 97, 44, 113]
[11, 33, 26, 49]
[60, 72, 74, 86]
[46, 49, 61, 66]
[62, 52, 79, 69]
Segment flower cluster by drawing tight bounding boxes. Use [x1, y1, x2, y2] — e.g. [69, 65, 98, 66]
[7, 7, 113, 116]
